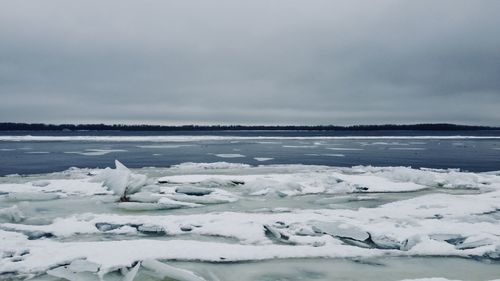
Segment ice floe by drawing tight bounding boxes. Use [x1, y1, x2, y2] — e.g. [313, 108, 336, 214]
[282, 145, 317, 148]
[137, 144, 195, 149]
[326, 147, 364, 151]
[213, 154, 245, 158]
[170, 162, 251, 170]
[64, 149, 127, 156]
[92, 160, 148, 199]
[0, 179, 109, 197]
[305, 153, 345, 157]
[0, 205, 24, 223]
[1, 162, 500, 279]
[254, 157, 274, 162]
[389, 147, 427, 150]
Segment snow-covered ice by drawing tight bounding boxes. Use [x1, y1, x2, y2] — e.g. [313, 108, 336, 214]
[253, 157, 274, 162]
[213, 154, 245, 158]
[64, 149, 127, 156]
[1, 161, 500, 280]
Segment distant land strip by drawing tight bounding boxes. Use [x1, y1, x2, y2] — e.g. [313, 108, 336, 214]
[0, 123, 499, 131]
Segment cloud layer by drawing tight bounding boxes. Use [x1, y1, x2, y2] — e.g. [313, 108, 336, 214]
[1, 0, 499, 125]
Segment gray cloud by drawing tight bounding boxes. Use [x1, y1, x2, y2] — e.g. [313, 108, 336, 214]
[0, 0, 499, 125]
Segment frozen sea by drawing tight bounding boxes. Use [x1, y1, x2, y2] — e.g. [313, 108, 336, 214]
[1, 130, 500, 281]
[1, 130, 500, 175]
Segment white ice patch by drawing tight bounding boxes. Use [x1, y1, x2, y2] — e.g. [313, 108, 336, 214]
[170, 162, 251, 170]
[389, 147, 427, 151]
[282, 145, 317, 148]
[2, 163, 500, 278]
[254, 157, 274, 162]
[65, 149, 127, 156]
[159, 169, 429, 195]
[92, 160, 147, 198]
[305, 153, 345, 157]
[213, 154, 246, 158]
[359, 141, 411, 146]
[0, 205, 25, 222]
[326, 147, 364, 151]
[0, 179, 109, 197]
[137, 144, 195, 149]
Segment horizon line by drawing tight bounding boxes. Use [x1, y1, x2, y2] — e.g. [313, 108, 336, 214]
[0, 122, 499, 131]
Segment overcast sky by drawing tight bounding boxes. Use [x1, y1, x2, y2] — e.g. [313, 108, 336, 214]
[0, 1, 499, 125]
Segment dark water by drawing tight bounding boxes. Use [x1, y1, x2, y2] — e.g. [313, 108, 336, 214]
[1, 130, 500, 175]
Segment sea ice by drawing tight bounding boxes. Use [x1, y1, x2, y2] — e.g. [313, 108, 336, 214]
[1, 162, 500, 279]
[142, 259, 207, 281]
[92, 160, 147, 199]
[0, 205, 25, 222]
[213, 154, 246, 158]
[64, 149, 127, 156]
[254, 157, 274, 162]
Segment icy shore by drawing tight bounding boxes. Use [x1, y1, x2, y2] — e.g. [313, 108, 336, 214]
[1, 161, 500, 280]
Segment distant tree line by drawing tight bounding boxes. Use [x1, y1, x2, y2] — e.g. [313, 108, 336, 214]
[0, 122, 498, 131]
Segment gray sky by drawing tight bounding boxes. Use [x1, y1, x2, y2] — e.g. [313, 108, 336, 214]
[1, 0, 499, 125]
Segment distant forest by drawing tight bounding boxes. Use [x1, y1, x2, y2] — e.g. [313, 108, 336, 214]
[0, 123, 498, 131]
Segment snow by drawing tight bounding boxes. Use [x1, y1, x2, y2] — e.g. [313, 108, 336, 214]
[214, 154, 245, 158]
[0, 179, 109, 196]
[158, 169, 430, 195]
[137, 144, 195, 149]
[326, 147, 364, 151]
[389, 147, 427, 150]
[282, 145, 317, 148]
[0, 205, 25, 222]
[141, 259, 207, 281]
[1, 162, 500, 279]
[306, 153, 345, 157]
[92, 160, 147, 198]
[170, 162, 251, 170]
[64, 149, 127, 156]
[254, 157, 274, 162]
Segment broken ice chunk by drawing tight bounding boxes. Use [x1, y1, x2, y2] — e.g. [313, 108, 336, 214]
[95, 222, 123, 232]
[295, 226, 317, 236]
[455, 235, 495, 250]
[312, 221, 369, 241]
[128, 191, 161, 203]
[263, 224, 294, 244]
[0, 205, 25, 222]
[93, 160, 147, 199]
[167, 189, 237, 204]
[180, 224, 193, 232]
[141, 259, 207, 281]
[138, 224, 166, 235]
[175, 186, 213, 196]
[31, 180, 50, 187]
[24, 230, 54, 240]
[401, 235, 421, 251]
[68, 259, 100, 273]
[47, 266, 96, 281]
[370, 235, 402, 250]
[122, 262, 141, 281]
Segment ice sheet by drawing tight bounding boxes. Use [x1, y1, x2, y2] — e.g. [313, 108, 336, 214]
[1, 162, 500, 279]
